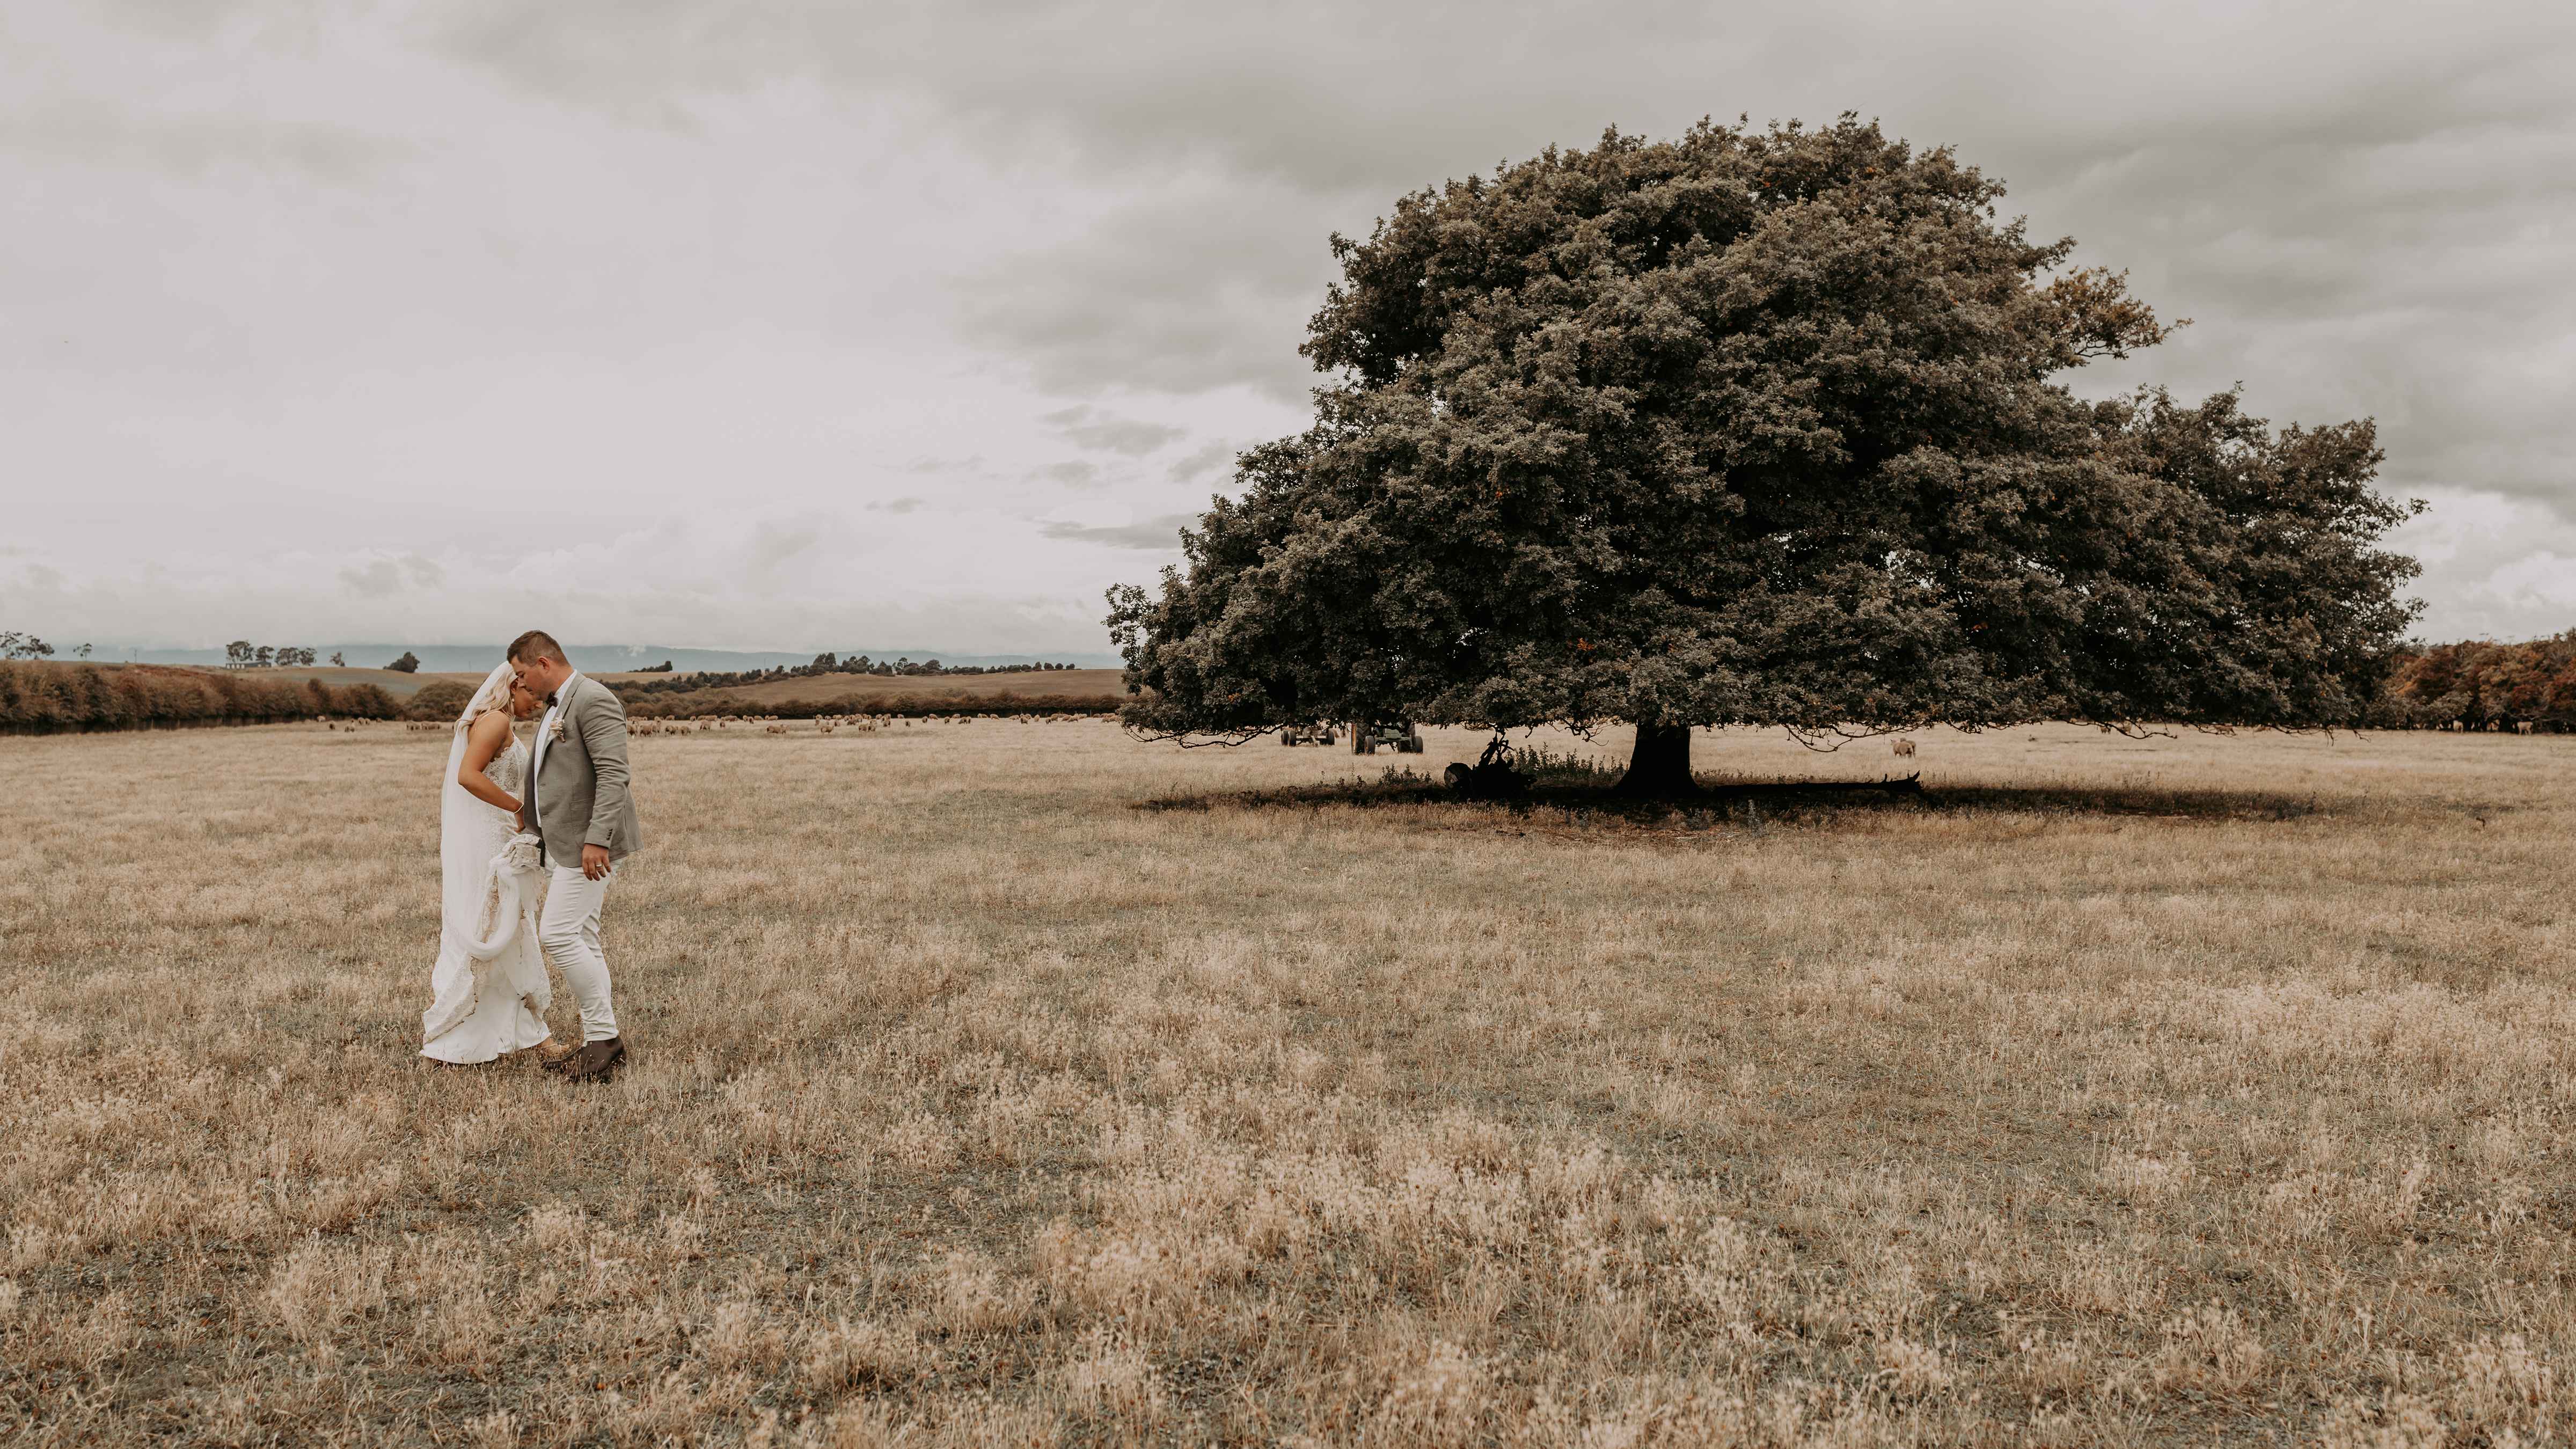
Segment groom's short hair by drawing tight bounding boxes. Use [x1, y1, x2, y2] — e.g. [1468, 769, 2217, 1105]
[508, 630, 566, 666]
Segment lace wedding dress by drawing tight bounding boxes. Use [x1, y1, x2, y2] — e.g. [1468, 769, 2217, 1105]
[422, 692, 553, 1063]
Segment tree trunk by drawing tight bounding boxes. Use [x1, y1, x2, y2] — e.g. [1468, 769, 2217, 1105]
[1616, 721, 1696, 795]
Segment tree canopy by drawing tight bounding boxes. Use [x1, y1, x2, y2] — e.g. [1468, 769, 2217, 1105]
[1107, 116, 2423, 791]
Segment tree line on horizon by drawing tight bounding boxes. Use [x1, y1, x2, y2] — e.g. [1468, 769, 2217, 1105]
[223, 641, 341, 669]
[2377, 634, 2576, 730]
[4, 632, 2572, 735]
[3, 632, 92, 661]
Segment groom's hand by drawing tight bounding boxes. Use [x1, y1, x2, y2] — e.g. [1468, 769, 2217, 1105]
[581, 844, 611, 881]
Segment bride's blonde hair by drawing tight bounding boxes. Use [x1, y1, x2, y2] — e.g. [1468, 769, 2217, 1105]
[455, 662, 521, 734]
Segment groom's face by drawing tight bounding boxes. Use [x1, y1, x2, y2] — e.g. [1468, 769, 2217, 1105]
[513, 653, 568, 699]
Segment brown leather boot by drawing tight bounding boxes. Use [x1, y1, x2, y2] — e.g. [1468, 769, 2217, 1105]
[532, 1038, 579, 1072]
[561, 1036, 627, 1082]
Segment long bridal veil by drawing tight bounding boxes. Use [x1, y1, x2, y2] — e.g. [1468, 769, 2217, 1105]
[437, 663, 519, 947]
[423, 664, 549, 1050]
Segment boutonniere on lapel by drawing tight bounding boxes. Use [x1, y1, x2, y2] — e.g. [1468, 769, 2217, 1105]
[547, 715, 570, 745]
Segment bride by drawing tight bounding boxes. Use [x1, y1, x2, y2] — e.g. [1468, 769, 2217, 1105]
[421, 663, 560, 1064]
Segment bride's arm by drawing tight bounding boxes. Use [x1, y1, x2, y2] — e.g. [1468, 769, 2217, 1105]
[455, 711, 524, 817]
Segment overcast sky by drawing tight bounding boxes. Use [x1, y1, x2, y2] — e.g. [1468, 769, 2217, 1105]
[5, 1, 2571, 655]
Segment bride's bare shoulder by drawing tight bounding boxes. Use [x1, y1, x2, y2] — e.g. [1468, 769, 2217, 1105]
[460, 706, 515, 759]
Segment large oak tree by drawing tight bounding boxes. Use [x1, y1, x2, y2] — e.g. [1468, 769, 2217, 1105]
[1108, 117, 2421, 792]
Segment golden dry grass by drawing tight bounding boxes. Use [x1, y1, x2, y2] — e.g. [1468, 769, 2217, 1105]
[1, 719, 2569, 1446]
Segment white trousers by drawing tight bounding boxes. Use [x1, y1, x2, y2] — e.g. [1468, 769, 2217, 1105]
[538, 862, 620, 1043]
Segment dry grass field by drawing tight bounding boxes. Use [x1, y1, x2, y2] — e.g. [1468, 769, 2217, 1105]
[1, 719, 2570, 1446]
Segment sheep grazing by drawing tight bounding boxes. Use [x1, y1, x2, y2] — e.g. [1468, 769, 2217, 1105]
[1892, 738, 1918, 757]
[2518, 720, 2536, 735]
[765, 723, 787, 735]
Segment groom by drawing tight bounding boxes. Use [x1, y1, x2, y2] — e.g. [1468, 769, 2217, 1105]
[508, 630, 642, 1083]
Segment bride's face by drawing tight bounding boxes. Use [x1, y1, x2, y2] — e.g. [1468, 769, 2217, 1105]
[509, 681, 544, 720]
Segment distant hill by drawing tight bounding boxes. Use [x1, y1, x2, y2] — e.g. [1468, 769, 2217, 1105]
[96, 645, 1126, 674]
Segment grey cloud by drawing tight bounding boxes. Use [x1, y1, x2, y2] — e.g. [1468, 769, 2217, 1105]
[339, 560, 402, 597]
[404, 555, 444, 587]
[747, 518, 823, 571]
[428, 3, 2574, 200]
[1166, 439, 1239, 484]
[2031, 109, 2576, 504]
[960, 184, 1335, 400]
[0, 100, 418, 181]
[1043, 405, 1186, 457]
[14, 0, 2576, 658]
[1038, 514, 1196, 551]
[427, 1, 1801, 192]
[431, 0, 2576, 513]
[83, 0, 280, 38]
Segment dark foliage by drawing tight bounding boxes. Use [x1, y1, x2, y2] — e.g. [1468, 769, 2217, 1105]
[222, 640, 313, 668]
[2377, 634, 2576, 730]
[0, 664, 400, 731]
[1108, 116, 2423, 790]
[402, 679, 478, 722]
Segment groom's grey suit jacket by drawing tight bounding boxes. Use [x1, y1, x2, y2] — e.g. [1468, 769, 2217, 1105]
[521, 674, 643, 868]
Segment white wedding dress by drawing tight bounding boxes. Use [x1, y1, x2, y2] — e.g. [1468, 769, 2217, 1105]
[422, 714, 554, 1063]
